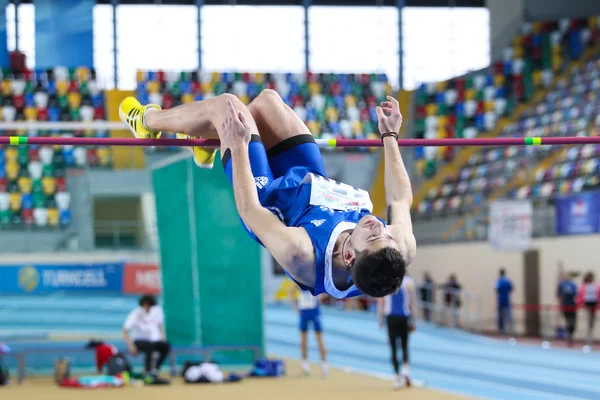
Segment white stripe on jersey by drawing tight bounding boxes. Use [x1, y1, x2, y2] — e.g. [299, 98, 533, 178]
[298, 291, 319, 310]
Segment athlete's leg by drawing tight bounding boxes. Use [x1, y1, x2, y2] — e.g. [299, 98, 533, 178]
[386, 316, 400, 375]
[145, 94, 259, 144]
[300, 330, 309, 375]
[248, 89, 326, 178]
[399, 317, 410, 385]
[313, 313, 328, 377]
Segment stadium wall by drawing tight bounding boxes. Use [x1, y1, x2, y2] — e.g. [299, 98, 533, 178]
[524, 0, 600, 21]
[413, 235, 600, 336]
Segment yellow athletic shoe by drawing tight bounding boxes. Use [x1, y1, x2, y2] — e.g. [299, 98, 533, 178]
[176, 133, 217, 169]
[118, 96, 162, 139]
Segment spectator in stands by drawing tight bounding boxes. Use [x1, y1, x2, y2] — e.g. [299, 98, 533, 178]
[577, 272, 600, 345]
[122, 295, 171, 377]
[557, 271, 578, 347]
[443, 275, 461, 328]
[419, 272, 435, 322]
[495, 268, 513, 334]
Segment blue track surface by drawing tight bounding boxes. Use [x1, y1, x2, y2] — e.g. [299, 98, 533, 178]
[1, 295, 599, 400]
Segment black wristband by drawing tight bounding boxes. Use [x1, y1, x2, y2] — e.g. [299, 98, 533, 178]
[381, 132, 398, 142]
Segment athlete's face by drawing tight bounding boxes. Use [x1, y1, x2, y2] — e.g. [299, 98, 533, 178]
[349, 215, 398, 254]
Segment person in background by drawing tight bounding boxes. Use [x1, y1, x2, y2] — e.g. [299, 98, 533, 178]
[419, 272, 435, 322]
[443, 275, 462, 328]
[557, 271, 578, 347]
[122, 295, 171, 377]
[377, 274, 416, 389]
[495, 268, 513, 334]
[289, 286, 328, 377]
[577, 272, 600, 345]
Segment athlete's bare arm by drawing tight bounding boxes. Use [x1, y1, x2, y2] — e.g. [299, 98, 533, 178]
[376, 96, 417, 263]
[222, 100, 315, 285]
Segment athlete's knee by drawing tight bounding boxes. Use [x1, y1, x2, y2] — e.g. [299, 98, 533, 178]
[250, 89, 284, 112]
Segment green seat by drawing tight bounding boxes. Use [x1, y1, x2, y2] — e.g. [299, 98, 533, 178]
[69, 108, 81, 120]
[18, 147, 29, 164]
[415, 119, 425, 133]
[42, 164, 54, 177]
[57, 95, 68, 108]
[34, 192, 45, 208]
[68, 68, 76, 81]
[32, 179, 42, 194]
[169, 82, 181, 97]
[213, 82, 225, 96]
[24, 81, 35, 94]
[0, 209, 10, 225]
[415, 91, 427, 106]
[424, 160, 437, 179]
[79, 82, 90, 96]
[233, 72, 242, 81]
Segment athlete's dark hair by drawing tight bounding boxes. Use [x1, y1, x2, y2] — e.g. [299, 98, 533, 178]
[139, 294, 157, 307]
[350, 247, 406, 297]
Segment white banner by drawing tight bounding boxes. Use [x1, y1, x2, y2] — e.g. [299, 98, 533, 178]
[488, 200, 533, 251]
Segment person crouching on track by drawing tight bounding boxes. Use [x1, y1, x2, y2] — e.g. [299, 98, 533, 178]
[289, 285, 328, 377]
[377, 274, 416, 389]
[122, 294, 171, 377]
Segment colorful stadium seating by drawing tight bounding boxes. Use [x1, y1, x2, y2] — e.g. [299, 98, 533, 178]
[0, 66, 109, 228]
[414, 16, 600, 180]
[417, 55, 600, 217]
[136, 70, 393, 151]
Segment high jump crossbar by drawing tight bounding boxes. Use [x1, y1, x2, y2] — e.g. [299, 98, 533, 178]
[1, 136, 600, 147]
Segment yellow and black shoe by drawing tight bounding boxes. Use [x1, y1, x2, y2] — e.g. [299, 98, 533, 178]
[118, 96, 162, 139]
[176, 133, 217, 169]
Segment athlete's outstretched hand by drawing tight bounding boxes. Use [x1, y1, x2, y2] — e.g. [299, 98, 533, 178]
[376, 95, 403, 136]
[222, 98, 252, 150]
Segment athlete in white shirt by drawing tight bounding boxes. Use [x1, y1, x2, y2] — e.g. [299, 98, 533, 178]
[122, 295, 170, 375]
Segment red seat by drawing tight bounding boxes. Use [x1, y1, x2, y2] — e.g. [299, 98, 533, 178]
[191, 81, 201, 93]
[29, 148, 39, 161]
[22, 208, 34, 225]
[93, 107, 104, 120]
[13, 94, 25, 109]
[86, 148, 98, 166]
[38, 108, 48, 121]
[0, 178, 7, 191]
[157, 70, 166, 83]
[162, 94, 174, 109]
[68, 81, 79, 93]
[56, 177, 67, 192]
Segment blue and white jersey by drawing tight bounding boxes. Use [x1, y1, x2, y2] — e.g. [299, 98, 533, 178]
[383, 276, 414, 317]
[297, 290, 319, 311]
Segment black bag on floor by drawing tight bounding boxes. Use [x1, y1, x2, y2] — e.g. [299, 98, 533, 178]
[106, 353, 132, 376]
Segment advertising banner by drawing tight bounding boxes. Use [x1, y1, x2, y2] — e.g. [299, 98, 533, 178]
[0, 263, 123, 294]
[555, 191, 600, 235]
[488, 200, 533, 251]
[123, 263, 162, 295]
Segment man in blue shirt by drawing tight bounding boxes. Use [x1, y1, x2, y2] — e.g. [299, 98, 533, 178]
[556, 271, 578, 346]
[495, 269, 513, 334]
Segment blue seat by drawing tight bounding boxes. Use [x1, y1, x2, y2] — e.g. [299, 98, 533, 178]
[59, 209, 72, 226]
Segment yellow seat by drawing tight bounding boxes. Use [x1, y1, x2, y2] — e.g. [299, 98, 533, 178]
[24, 106, 38, 121]
[426, 104, 438, 116]
[201, 82, 213, 94]
[68, 92, 82, 109]
[2, 80, 12, 96]
[42, 177, 57, 196]
[532, 71, 542, 87]
[47, 208, 59, 226]
[513, 46, 524, 58]
[211, 72, 221, 83]
[307, 121, 320, 135]
[97, 147, 111, 167]
[531, 22, 542, 34]
[136, 70, 145, 83]
[345, 95, 357, 107]
[181, 93, 194, 104]
[308, 82, 321, 95]
[351, 121, 363, 135]
[494, 74, 506, 87]
[5, 147, 17, 163]
[437, 116, 448, 128]
[238, 94, 250, 105]
[9, 193, 21, 212]
[56, 80, 69, 96]
[146, 81, 160, 93]
[436, 81, 448, 92]
[484, 100, 495, 112]
[6, 161, 19, 180]
[18, 177, 32, 194]
[464, 89, 476, 101]
[325, 107, 338, 122]
[77, 67, 90, 82]
[254, 72, 265, 84]
[552, 55, 563, 71]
